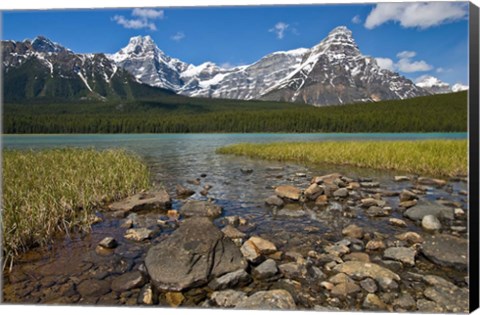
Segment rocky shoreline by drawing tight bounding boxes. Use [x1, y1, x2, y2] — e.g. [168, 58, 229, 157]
[3, 170, 469, 312]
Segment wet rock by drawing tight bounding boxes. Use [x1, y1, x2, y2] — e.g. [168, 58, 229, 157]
[77, 279, 111, 297]
[393, 292, 416, 310]
[211, 290, 247, 307]
[400, 189, 417, 202]
[208, 269, 252, 291]
[403, 200, 454, 221]
[276, 207, 306, 217]
[124, 228, 153, 242]
[145, 217, 247, 291]
[342, 224, 364, 239]
[253, 259, 278, 280]
[240, 240, 262, 264]
[422, 214, 442, 231]
[311, 173, 342, 185]
[365, 206, 390, 217]
[235, 290, 296, 310]
[344, 252, 370, 262]
[399, 200, 417, 208]
[176, 184, 195, 197]
[304, 183, 323, 200]
[222, 225, 246, 245]
[330, 282, 361, 297]
[247, 236, 277, 255]
[417, 299, 445, 312]
[111, 271, 146, 292]
[395, 232, 424, 244]
[325, 243, 350, 257]
[360, 278, 378, 293]
[360, 198, 385, 208]
[362, 293, 387, 310]
[275, 185, 302, 201]
[333, 261, 400, 285]
[394, 176, 410, 182]
[383, 247, 416, 266]
[98, 237, 118, 249]
[165, 292, 185, 307]
[108, 189, 172, 214]
[360, 182, 380, 188]
[137, 284, 157, 305]
[365, 240, 386, 251]
[333, 188, 349, 198]
[421, 234, 468, 270]
[389, 218, 407, 227]
[265, 195, 284, 207]
[315, 195, 328, 206]
[418, 177, 447, 186]
[180, 200, 222, 218]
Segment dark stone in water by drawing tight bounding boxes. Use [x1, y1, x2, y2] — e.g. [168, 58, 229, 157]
[421, 234, 468, 270]
[111, 271, 146, 292]
[77, 279, 111, 297]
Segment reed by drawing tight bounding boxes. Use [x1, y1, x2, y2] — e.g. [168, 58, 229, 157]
[217, 140, 467, 177]
[2, 148, 150, 269]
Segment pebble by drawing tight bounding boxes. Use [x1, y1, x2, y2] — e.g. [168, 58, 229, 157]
[422, 215, 442, 231]
[98, 237, 118, 249]
[360, 278, 378, 293]
[389, 218, 407, 227]
[341, 224, 364, 239]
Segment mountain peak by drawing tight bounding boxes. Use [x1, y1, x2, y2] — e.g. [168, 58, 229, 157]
[328, 25, 352, 35]
[30, 36, 66, 53]
[124, 35, 158, 55]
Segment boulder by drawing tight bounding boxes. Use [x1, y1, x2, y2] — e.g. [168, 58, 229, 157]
[180, 200, 222, 218]
[235, 290, 296, 310]
[421, 234, 468, 270]
[211, 290, 247, 307]
[108, 189, 171, 215]
[404, 201, 454, 221]
[304, 183, 323, 200]
[275, 185, 302, 200]
[265, 195, 284, 207]
[252, 259, 278, 280]
[333, 188, 349, 198]
[145, 217, 247, 291]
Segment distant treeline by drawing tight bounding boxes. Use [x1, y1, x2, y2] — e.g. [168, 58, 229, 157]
[4, 91, 467, 133]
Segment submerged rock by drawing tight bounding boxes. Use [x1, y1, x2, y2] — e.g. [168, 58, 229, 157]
[180, 200, 222, 218]
[235, 290, 296, 310]
[145, 217, 247, 291]
[333, 261, 400, 284]
[124, 228, 153, 242]
[176, 184, 195, 197]
[403, 201, 454, 221]
[108, 189, 171, 214]
[275, 185, 302, 201]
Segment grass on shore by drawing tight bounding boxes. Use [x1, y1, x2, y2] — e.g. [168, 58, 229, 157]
[2, 148, 151, 269]
[217, 140, 467, 178]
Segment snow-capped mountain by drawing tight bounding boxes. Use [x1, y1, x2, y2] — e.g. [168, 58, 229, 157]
[2, 36, 173, 101]
[415, 75, 468, 94]
[108, 26, 428, 106]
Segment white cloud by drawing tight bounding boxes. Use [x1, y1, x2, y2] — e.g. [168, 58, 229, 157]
[132, 8, 164, 20]
[375, 57, 395, 71]
[269, 22, 289, 39]
[365, 2, 468, 29]
[113, 8, 164, 31]
[376, 50, 433, 73]
[352, 15, 362, 24]
[112, 15, 157, 31]
[171, 32, 185, 42]
[396, 51, 416, 59]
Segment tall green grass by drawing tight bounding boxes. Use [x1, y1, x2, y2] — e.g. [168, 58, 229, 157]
[217, 140, 467, 177]
[2, 148, 151, 269]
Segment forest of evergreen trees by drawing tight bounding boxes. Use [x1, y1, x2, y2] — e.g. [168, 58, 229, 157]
[3, 91, 467, 133]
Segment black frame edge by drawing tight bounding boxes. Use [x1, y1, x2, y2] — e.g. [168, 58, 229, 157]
[469, 1, 480, 313]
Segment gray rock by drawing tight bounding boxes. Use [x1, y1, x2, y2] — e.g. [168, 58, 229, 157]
[211, 290, 247, 307]
[235, 290, 296, 310]
[208, 269, 252, 291]
[421, 234, 468, 270]
[145, 217, 247, 291]
[265, 195, 284, 207]
[384, 247, 416, 266]
[403, 200, 454, 221]
[360, 278, 378, 293]
[108, 189, 171, 215]
[333, 188, 349, 198]
[180, 200, 222, 218]
[365, 206, 390, 217]
[111, 271, 146, 292]
[393, 292, 416, 310]
[422, 214, 442, 231]
[330, 282, 361, 297]
[221, 225, 246, 240]
[252, 259, 278, 280]
[424, 284, 468, 313]
[399, 189, 417, 202]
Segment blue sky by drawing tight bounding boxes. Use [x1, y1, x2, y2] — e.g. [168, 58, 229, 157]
[2, 2, 469, 85]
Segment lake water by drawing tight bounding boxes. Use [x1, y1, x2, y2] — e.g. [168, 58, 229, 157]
[2, 133, 469, 307]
